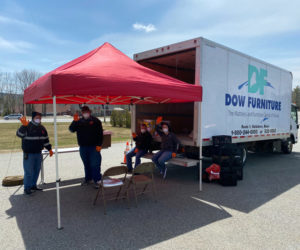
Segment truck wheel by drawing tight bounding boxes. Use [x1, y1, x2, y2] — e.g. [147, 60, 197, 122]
[282, 139, 293, 154]
[238, 144, 247, 167]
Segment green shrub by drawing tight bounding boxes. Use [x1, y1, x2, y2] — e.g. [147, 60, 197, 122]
[110, 110, 131, 128]
[125, 111, 131, 128]
[116, 111, 124, 127]
[110, 110, 117, 126]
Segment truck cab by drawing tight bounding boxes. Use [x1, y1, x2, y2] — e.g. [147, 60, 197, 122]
[290, 104, 298, 143]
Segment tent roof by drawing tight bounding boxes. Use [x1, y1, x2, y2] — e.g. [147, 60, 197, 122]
[24, 43, 202, 104]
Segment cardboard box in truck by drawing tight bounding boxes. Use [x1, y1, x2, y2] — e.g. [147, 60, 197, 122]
[132, 37, 299, 166]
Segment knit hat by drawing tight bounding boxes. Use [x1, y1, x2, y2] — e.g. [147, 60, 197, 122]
[32, 111, 42, 120]
[81, 106, 91, 113]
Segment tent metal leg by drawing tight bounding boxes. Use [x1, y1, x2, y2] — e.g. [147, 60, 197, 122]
[53, 96, 63, 230]
[198, 101, 203, 191]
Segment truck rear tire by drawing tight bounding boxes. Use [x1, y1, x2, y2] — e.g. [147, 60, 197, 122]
[238, 144, 247, 167]
[282, 139, 293, 154]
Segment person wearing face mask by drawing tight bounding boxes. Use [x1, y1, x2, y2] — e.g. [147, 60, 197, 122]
[152, 116, 180, 179]
[69, 106, 103, 188]
[126, 123, 152, 173]
[16, 111, 53, 195]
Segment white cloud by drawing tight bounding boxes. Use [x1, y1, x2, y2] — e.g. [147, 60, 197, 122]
[0, 36, 34, 53]
[0, 15, 72, 45]
[133, 23, 156, 33]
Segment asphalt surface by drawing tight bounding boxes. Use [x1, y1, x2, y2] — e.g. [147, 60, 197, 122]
[0, 142, 299, 250]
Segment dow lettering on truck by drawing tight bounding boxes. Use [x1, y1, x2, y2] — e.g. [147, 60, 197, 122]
[225, 94, 281, 111]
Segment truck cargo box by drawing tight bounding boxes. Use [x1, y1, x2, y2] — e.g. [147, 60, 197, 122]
[133, 37, 297, 147]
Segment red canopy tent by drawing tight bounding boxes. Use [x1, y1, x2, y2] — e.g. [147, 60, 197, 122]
[23, 42, 203, 229]
[24, 43, 202, 104]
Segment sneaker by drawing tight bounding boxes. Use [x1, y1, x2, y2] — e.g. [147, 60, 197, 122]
[81, 179, 93, 186]
[31, 186, 43, 191]
[24, 189, 33, 195]
[127, 169, 133, 174]
[163, 167, 168, 179]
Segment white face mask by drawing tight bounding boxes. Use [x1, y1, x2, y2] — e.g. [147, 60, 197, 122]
[82, 113, 90, 119]
[163, 128, 169, 134]
[141, 129, 146, 133]
[147, 127, 151, 132]
[34, 119, 41, 124]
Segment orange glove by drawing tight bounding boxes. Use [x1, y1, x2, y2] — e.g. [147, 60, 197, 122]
[132, 132, 137, 138]
[96, 146, 102, 152]
[172, 153, 176, 158]
[20, 116, 29, 126]
[73, 113, 79, 121]
[156, 116, 163, 125]
[49, 149, 54, 157]
[134, 148, 138, 153]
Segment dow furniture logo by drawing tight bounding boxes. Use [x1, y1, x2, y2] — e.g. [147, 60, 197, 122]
[225, 64, 281, 111]
[238, 64, 274, 95]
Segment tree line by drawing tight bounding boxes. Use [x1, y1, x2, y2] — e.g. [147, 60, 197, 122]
[1, 69, 299, 116]
[292, 86, 300, 108]
[0, 69, 42, 115]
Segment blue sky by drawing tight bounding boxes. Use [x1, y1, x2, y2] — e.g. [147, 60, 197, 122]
[1, 0, 300, 87]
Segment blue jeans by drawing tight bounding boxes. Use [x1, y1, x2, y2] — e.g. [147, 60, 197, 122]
[152, 150, 173, 172]
[23, 153, 42, 190]
[126, 147, 147, 170]
[79, 146, 102, 183]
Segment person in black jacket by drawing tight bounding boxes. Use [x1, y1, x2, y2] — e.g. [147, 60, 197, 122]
[16, 112, 53, 195]
[126, 123, 152, 172]
[152, 116, 180, 179]
[69, 106, 103, 188]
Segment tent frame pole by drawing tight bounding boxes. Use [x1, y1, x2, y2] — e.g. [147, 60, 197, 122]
[198, 101, 203, 191]
[53, 96, 62, 229]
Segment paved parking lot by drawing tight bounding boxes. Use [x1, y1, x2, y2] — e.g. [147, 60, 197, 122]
[0, 142, 299, 249]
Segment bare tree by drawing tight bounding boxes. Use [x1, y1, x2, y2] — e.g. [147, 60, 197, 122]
[0, 72, 19, 115]
[0, 72, 5, 115]
[15, 69, 42, 114]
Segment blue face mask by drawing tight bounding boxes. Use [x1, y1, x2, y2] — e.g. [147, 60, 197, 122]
[163, 128, 169, 134]
[82, 113, 90, 119]
[34, 119, 41, 124]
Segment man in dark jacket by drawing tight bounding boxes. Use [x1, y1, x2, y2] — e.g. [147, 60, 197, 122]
[69, 106, 103, 188]
[17, 112, 53, 195]
[126, 123, 152, 172]
[152, 116, 180, 179]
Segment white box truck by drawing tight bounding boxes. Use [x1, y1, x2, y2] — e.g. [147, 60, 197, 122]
[132, 37, 299, 167]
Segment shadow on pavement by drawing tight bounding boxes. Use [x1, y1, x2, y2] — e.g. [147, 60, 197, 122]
[6, 171, 230, 250]
[190, 151, 300, 213]
[5, 152, 300, 249]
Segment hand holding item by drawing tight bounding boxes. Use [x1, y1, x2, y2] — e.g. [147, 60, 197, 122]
[73, 113, 79, 121]
[156, 116, 163, 125]
[49, 149, 54, 157]
[172, 153, 176, 158]
[20, 116, 29, 126]
[132, 132, 137, 138]
[134, 148, 138, 153]
[96, 146, 102, 152]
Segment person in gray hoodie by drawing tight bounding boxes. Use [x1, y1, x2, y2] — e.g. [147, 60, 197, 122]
[152, 116, 180, 179]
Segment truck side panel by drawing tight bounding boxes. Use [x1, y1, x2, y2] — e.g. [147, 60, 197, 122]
[201, 40, 292, 142]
